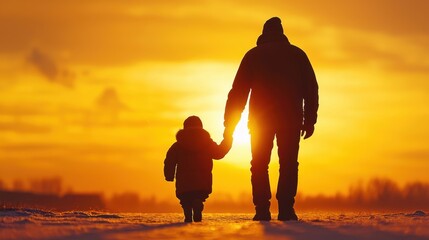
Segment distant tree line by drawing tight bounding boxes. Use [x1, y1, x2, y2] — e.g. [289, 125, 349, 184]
[1, 177, 428, 212]
[0, 177, 63, 195]
[296, 178, 429, 211]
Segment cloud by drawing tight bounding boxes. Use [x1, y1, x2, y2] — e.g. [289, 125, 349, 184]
[0, 103, 47, 117]
[85, 87, 133, 125]
[27, 48, 75, 88]
[96, 87, 128, 113]
[296, 24, 429, 76]
[263, 0, 429, 35]
[391, 149, 429, 162]
[2, 0, 427, 66]
[0, 121, 51, 134]
[0, 1, 261, 65]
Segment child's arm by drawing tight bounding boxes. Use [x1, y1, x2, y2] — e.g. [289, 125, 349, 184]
[211, 136, 233, 160]
[164, 143, 178, 181]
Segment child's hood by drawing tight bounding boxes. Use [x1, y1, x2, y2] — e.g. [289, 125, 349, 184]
[176, 128, 212, 150]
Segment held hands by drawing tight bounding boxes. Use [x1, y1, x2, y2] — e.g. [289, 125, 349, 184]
[220, 135, 233, 154]
[301, 124, 315, 139]
[221, 127, 234, 155]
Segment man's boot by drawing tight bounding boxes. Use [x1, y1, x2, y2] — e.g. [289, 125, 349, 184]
[278, 200, 298, 221]
[253, 205, 271, 221]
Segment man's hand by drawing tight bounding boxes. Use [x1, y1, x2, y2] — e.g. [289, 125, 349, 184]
[301, 124, 315, 139]
[220, 136, 233, 153]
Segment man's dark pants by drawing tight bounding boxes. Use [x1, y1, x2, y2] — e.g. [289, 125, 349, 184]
[250, 126, 300, 212]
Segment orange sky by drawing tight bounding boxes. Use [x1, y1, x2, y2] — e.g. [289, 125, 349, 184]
[1, 0, 429, 201]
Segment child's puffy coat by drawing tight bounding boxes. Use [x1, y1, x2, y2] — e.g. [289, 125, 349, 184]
[164, 128, 228, 196]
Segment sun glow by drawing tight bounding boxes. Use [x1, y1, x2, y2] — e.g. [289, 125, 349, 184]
[233, 109, 250, 145]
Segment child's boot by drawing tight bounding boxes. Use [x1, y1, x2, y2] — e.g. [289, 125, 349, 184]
[183, 206, 193, 223]
[192, 199, 204, 222]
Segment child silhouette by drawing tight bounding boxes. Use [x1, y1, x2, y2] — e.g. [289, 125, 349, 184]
[164, 116, 232, 222]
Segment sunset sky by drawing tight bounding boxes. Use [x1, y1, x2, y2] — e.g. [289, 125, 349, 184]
[1, 0, 428, 201]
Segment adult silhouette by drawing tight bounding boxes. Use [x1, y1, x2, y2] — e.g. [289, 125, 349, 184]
[223, 17, 319, 221]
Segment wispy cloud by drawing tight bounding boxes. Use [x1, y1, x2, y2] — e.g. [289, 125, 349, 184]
[0, 121, 51, 134]
[336, 31, 429, 74]
[263, 0, 429, 35]
[391, 149, 429, 162]
[96, 87, 128, 113]
[0, 103, 47, 117]
[2, 0, 427, 66]
[27, 49, 75, 88]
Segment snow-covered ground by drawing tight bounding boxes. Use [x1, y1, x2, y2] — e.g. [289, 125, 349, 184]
[1, 209, 428, 240]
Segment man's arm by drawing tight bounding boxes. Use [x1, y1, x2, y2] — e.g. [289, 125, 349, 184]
[301, 53, 319, 139]
[224, 53, 252, 138]
[163, 144, 178, 181]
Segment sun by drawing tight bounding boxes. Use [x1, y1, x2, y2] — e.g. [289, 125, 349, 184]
[225, 109, 252, 167]
[232, 110, 250, 145]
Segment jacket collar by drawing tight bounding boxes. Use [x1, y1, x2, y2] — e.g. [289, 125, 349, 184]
[256, 33, 289, 46]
